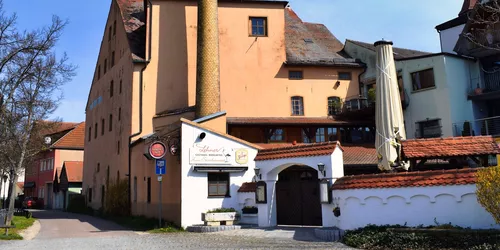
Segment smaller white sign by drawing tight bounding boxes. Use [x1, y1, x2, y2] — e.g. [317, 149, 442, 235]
[157, 176, 163, 182]
[190, 144, 232, 165]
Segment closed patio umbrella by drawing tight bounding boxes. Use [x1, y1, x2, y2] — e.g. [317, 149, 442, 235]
[374, 40, 408, 171]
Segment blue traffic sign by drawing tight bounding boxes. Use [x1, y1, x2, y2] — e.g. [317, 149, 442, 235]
[156, 159, 166, 175]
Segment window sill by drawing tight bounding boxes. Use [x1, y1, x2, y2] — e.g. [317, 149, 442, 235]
[249, 35, 267, 38]
[291, 114, 305, 116]
[411, 86, 436, 94]
[208, 196, 231, 199]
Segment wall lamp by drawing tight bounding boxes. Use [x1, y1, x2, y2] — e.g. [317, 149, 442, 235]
[199, 132, 206, 140]
[317, 163, 326, 177]
[254, 168, 261, 181]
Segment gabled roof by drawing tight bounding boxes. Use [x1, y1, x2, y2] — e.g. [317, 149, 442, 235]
[402, 136, 500, 160]
[345, 39, 431, 60]
[460, 0, 477, 16]
[285, 8, 363, 67]
[116, 0, 147, 61]
[238, 182, 257, 193]
[435, 0, 476, 31]
[254, 141, 340, 161]
[51, 122, 86, 150]
[331, 168, 478, 190]
[343, 144, 377, 166]
[62, 161, 84, 182]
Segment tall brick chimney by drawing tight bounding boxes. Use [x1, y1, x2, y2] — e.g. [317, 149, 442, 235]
[195, 0, 221, 118]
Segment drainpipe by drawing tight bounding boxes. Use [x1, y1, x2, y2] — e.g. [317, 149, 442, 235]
[127, 0, 153, 212]
[358, 64, 367, 97]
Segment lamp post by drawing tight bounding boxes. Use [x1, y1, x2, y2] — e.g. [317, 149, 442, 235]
[254, 168, 261, 181]
[317, 163, 326, 177]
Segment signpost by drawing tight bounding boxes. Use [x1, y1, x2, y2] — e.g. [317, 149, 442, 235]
[155, 159, 166, 228]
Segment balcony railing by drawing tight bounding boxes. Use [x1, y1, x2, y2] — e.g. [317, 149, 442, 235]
[453, 116, 500, 137]
[482, 70, 500, 92]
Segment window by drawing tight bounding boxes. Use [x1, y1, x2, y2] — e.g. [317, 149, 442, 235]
[118, 107, 121, 121]
[208, 173, 230, 197]
[97, 65, 101, 80]
[97, 163, 100, 173]
[411, 68, 435, 91]
[133, 177, 137, 202]
[416, 119, 442, 138]
[101, 119, 105, 135]
[40, 161, 43, 171]
[109, 26, 112, 41]
[109, 114, 113, 131]
[291, 96, 304, 116]
[249, 17, 267, 37]
[88, 188, 93, 203]
[94, 123, 97, 138]
[110, 80, 114, 97]
[315, 128, 326, 142]
[111, 51, 115, 67]
[88, 127, 92, 142]
[327, 128, 338, 141]
[113, 20, 116, 36]
[289, 71, 303, 80]
[270, 129, 284, 142]
[147, 177, 151, 203]
[104, 59, 107, 74]
[302, 130, 311, 143]
[117, 140, 120, 155]
[49, 158, 53, 170]
[328, 96, 342, 116]
[339, 72, 352, 80]
[119, 80, 122, 94]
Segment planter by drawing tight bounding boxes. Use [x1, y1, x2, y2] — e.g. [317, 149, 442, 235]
[203, 212, 237, 226]
[240, 213, 258, 225]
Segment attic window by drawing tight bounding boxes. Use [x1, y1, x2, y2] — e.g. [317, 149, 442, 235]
[304, 38, 314, 43]
[249, 17, 267, 37]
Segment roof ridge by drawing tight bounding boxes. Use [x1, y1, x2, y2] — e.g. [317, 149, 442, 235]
[342, 168, 479, 179]
[259, 141, 339, 153]
[346, 39, 431, 54]
[404, 135, 493, 142]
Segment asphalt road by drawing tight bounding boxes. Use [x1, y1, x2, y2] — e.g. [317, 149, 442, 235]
[0, 210, 355, 249]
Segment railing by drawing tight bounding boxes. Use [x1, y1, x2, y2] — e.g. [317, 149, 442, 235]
[482, 70, 500, 92]
[452, 116, 500, 137]
[344, 96, 371, 111]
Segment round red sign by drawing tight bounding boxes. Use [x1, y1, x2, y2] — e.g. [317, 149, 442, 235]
[149, 141, 166, 159]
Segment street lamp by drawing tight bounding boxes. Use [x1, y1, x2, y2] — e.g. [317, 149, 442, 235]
[254, 168, 261, 181]
[317, 163, 326, 177]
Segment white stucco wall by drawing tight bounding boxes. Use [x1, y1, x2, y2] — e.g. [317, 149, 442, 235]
[331, 184, 498, 230]
[439, 24, 465, 54]
[180, 122, 258, 228]
[0, 170, 24, 199]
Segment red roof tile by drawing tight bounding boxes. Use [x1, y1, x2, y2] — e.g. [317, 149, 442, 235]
[51, 122, 85, 149]
[332, 168, 478, 190]
[343, 144, 377, 166]
[402, 136, 500, 159]
[63, 161, 84, 182]
[255, 142, 339, 161]
[227, 117, 373, 126]
[238, 182, 257, 193]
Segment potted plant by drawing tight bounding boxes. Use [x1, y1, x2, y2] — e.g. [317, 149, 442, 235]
[242, 206, 258, 214]
[203, 207, 238, 226]
[474, 83, 483, 95]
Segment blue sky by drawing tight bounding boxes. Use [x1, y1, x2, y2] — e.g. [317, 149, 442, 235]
[4, 0, 462, 122]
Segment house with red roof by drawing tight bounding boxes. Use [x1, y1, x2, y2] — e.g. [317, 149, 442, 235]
[52, 161, 84, 210]
[24, 122, 85, 209]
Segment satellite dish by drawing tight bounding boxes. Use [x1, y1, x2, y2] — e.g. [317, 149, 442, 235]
[44, 136, 52, 145]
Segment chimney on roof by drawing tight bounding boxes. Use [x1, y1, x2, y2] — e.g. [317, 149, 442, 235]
[459, 0, 477, 16]
[195, 0, 221, 118]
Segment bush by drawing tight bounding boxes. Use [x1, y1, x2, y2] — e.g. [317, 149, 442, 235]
[206, 207, 237, 213]
[342, 224, 500, 250]
[476, 166, 500, 223]
[104, 179, 130, 217]
[242, 206, 258, 214]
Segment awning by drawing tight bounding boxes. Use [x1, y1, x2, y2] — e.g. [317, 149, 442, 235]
[24, 182, 36, 188]
[193, 167, 248, 173]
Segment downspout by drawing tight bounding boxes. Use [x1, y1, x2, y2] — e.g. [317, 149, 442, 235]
[127, 0, 153, 212]
[358, 64, 367, 97]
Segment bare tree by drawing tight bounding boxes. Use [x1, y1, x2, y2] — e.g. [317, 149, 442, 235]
[0, 0, 76, 225]
[462, 0, 500, 52]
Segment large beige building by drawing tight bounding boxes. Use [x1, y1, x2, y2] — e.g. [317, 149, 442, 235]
[83, 0, 374, 225]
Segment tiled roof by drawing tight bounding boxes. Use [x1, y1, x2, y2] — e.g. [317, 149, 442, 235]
[255, 141, 339, 161]
[63, 161, 84, 182]
[51, 122, 86, 150]
[38, 121, 79, 136]
[401, 136, 500, 159]
[332, 168, 478, 190]
[238, 182, 257, 193]
[227, 117, 373, 126]
[343, 144, 377, 166]
[285, 8, 363, 67]
[116, 0, 147, 61]
[346, 39, 431, 60]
